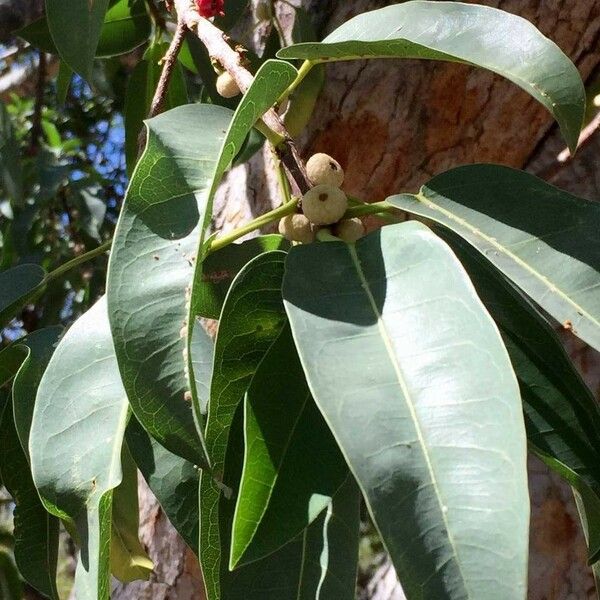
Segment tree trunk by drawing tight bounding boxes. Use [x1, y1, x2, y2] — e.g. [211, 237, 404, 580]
[114, 1, 600, 598]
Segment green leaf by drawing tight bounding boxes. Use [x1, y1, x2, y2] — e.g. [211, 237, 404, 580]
[0, 343, 28, 388]
[12, 327, 63, 457]
[438, 230, 600, 495]
[110, 442, 154, 583]
[56, 61, 73, 105]
[108, 104, 230, 466]
[45, 0, 111, 81]
[126, 416, 200, 554]
[30, 297, 129, 600]
[0, 100, 23, 204]
[72, 183, 107, 242]
[0, 264, 45, 328]
[278, 1, 584, 151]
[0, 394, 59, 599]
[200, 251, 288, 598]
[231, 325, 349, 568]
[574, 482, 600, 567]
[20, 0, 150, 59]
[283, 222, 529, 599]
[389, 164, 600, 352]
[204, 406, 360, 600]
[197, 235, 290, 319]
[124, 42, 188, 175]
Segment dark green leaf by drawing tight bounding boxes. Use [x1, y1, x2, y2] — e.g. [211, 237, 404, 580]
[231, 325, 349, 568]
[283, 222, 529, 599]
[389, 164, 600, 352]
[278, 1, 584, 151]
[0, 343, 28, 388]
[197, 235, 290, 319]
[200, 251, 288, 597]
[0, 264, 45, 328]
[30, 297, 128, 600]
[108, 104, 230, 466]
[0, 100, 23, 204]
[45, 0, 111, 80]
[0, 547, 23, 600]
[0, 394, 59, 599]
[72, 183, 107, 242]
[126, 416, 200, 554]
[110, 442, 153, 583]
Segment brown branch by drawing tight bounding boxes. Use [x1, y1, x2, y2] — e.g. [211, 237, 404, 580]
[29, 50, 46, 155]
[172, 0, 311, 194]
[137, 20, 187, 155]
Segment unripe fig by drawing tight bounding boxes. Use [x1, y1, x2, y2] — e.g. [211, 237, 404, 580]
[334, 218, 365, 243]
[306, 153, 344, 187]
[302, 185, 348, 225]
[278, 213, 316, 244]
[216, 72, 240, 98]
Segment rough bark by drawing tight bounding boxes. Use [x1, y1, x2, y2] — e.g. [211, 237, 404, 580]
[114, 1, 600, 599]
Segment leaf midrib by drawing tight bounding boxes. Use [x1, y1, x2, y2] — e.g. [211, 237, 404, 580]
[411, 191, 600, 331]
[346, 242, 471, 598]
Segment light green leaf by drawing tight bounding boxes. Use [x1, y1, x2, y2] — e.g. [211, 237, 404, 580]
[283, 222, 529, 599]
[278, 0, 584, 151]
[200, 251, 288, 598]
[0, 393, 59, 599]
[197, 235, 290, 319]
[126, 416, 201, 554]
[389, 164, 600, 352]
[46, 0, 111, 81]
[124, 42, 188, 175]
[111, 442, 154, 583]
[108, 104, 229, 466]
[0, 264, 45, 328]
[30, 297, 129, 600]
[231, 325, 349, 569]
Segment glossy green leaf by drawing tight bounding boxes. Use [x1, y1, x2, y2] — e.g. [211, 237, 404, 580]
[46, 0, 110, 80]
[124, 43, 188, 175]
[108, 104, 230, 466]
[204, 406, 360, 600]
[0, 100, 23, 204]
[200, 251, 288, 598]
[439, 231, 600, 495]
[231, 326, 349, 568]
[30, 297, 128, 600]
[283, 222, 529, 599]
[20, 0, 150, 59]
[0, 394, 59, 599]
[278, 0, 584, 151]
[389, 164, 600, 352]
[197, 235, 290, 319]
[0, 264, 45, 328]
[126, 416, 200, 554]
[12, 327, 63, 457]
[111, 442, 153, 583]
[190, 322, 214, 417]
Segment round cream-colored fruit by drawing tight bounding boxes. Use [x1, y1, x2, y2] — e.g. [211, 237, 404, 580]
[334, 218, 365, 243]
[278, 213, 316, 244]
[216, 72, 240, 98]
[306, 153, 344, 187]
[302, 185, 348, 225]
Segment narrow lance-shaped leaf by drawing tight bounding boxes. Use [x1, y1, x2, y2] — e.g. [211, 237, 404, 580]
[200, 251, 288, 599]
[45, 0, 111, 81]
[110, 442, 154, 583]
[278, 0, 584, 151]
[389, 164, 600, 352]
[283, 222, 529, 600]
[30, 297, 129, 600]
[231, 325, 350, 570]
[0, 392, 60, 600]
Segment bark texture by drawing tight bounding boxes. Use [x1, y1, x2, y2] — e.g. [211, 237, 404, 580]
[114, 1, 600, 599]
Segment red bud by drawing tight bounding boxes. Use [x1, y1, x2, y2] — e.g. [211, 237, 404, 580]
[194, 0, 225, 17]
